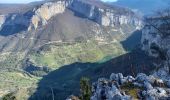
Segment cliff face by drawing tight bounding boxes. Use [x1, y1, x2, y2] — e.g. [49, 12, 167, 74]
[0, 15, 6, 30]
[0, 0, 142, 32]
[69, 0, 142, 28]
[141, 18, 170, 79]
[28, 1, 69, 30]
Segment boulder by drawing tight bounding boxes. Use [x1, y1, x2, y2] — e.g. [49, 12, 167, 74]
[126, 75, 135, 82]
[144, 81, 153, 90]
[157, 88, 167, 97]
[136, 73, 149, 83]
[110, 73, 119, 82]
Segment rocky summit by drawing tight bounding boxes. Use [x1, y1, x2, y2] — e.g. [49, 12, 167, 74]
[0, 0, 169, 100]
[90, 73, 170, 100]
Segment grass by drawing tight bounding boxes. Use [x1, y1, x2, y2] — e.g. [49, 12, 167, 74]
[28, 40, 126, 69]
[0, 71, 40, 99]
[0, 52, 26, 69]
[121, 82, 142, 100]
[0, 71, 39, 89]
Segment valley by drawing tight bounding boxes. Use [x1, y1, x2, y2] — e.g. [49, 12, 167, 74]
[0, 0, 169, 100]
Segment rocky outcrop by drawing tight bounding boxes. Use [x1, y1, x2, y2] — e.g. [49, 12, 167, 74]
[91, 73, 170, 100]
[28, 0, 142, 30]
[28, 1, 69, 30]
[141, 17, 170, 79]
[0, 15, 6, 30]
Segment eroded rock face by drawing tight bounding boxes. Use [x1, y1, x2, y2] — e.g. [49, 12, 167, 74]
[141, 18, 170, 79]
[0, 15, 6, 30]
[28, 1, 68, 30]
[69, 0, 142, 28]
[1, 0, 142, 32]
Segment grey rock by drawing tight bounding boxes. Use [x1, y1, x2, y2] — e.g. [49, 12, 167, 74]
[110, 73, 119, 82]
[136, 73, 149, 83]
[157, 88, 167, 97]
[166, 80, 170, 88]
[144, 81, 153, 90]
[0, 15, 6, 30]
[69, 0, 142, 28]
[133, 82, 143, 87]
[126, 75, 135, 82]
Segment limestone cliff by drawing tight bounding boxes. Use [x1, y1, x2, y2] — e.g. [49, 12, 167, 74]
[28, 0, 142, 30]
[141, 17, 170, 79]
[0, 15, 6, 30]
[28, 1, 68, 30]
[69, 0, 142, 28]
[0, 0, 143, 32]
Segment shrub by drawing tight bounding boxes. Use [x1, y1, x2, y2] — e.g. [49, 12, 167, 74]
[80, 77, 92, 100]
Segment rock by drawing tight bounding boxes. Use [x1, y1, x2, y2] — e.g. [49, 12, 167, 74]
[157, 88, 167, 97]
[141, 17, 170, 80]
[166, 80, 170, 88]
[142, 89, 157, 99]
[148, 75, 156, 84]
[120, 78, 127, 85]
[133, 82, 143, 87]
[110, 73, 119, 82]
[118, 73, 124, 79]
[136, 73, 149, 83]
[91, 75, 132, 100]
[0, 15, 6, 30]
[66, 95, 80, 100]
[126, 75, 135, 82]
[29, 1, 67, 30]
[154, 78, 165, 87]
[112, 94, 131, 100]
[144, 81, 153, 90]
[145, 95, 156, 100]
[69, 0, 142, 27]
[110, 73, 127, 85]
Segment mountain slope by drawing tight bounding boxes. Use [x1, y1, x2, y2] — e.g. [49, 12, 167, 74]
[0, 0, 143, 99]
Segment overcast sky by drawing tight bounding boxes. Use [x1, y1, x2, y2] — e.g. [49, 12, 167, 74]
[0, 0, 117, 4]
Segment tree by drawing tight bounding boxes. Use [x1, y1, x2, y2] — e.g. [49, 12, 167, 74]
[2, 93, 16, 100]
[80, 77, 92, 100]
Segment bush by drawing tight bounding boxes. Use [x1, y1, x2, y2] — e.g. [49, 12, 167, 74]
[2, 93, 16, 100]
[80, 77, 92, 100]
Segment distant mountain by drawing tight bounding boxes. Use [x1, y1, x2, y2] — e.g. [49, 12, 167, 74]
[111, 0, 170, 15]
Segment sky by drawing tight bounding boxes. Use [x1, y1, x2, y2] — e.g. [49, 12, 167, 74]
[0, 0, 42, 4]
[101, 0, 117, 2]
[0, 0, 118, 4]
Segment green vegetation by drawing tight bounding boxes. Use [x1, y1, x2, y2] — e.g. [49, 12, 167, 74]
[0, 71, 39, 99]
[0, 71, 39, 90]
[80, 77, 92, 100]
[121, 82, 142, 99]
[0, 39, 126, 99]
[29, 40, 125, 69]
[2, 92, 16, 100]
[0, 52, 25, 69]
